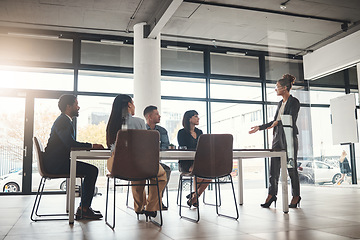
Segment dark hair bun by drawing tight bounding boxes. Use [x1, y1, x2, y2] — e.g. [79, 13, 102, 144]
[282, 74, 296, 84]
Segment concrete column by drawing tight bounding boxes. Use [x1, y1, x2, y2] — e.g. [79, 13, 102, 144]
[133, 22, 161, 118]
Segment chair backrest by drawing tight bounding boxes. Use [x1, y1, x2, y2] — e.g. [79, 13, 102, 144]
[33, 137, 47, 177]
[111, 129, 160, 180]
[192, 134, 233, 178]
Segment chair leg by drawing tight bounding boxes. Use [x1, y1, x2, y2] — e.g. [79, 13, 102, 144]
[30, 177, 68, 221]
[176, 176, 181, 206]
[147, 176, 163, 227]
[125, 181, 134, 210]
[105, 177, 116, 229]
[177, 175, 193, 208]
[179, 176, 200, 223]
[178, 174, 183, 217]
[177, 175, 193, 206]
[79, 178, 84, 219]
[31, 177, 45, 221]
[215, 175, 239, 220]
[105, 177, 109, 224]
[202, 179, 221, 207]
[165, 185, 169, 208]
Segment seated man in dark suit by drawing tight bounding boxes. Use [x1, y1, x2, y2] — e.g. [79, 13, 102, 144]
[44, 94, 104, 220]
[143, 105, 171, 210]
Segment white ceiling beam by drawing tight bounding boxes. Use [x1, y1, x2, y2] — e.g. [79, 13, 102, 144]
[146, 0, 183, 39]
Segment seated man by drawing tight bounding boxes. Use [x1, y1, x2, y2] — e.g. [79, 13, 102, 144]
[44, 94, 104, 220]
[143, 105, 171, 210]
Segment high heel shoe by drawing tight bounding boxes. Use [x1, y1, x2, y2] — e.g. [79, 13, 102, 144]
[289, 196, 301, 208]
[187, 197, 199, 208]
[144, 210, 157, 221]
[135, 209, 145, 220]
[186, 192, 195, 199]
[260, 195, 277, 208]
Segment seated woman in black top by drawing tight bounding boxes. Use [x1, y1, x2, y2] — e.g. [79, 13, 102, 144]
[177, 110, 211, 207]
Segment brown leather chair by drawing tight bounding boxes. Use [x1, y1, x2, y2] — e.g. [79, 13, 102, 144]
[105, 129, 163, 228]
[178, 134, 239, 222]
[31, 137, 84, 221]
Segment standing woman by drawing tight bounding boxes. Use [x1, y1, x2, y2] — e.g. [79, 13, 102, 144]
[177, 110, 211, 207]
[337, 150, 351, 185]
[106, 94, 167, 218]
[249, 74, 301, 208]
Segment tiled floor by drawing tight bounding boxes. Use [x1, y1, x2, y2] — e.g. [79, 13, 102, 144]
[1, 185, 360, 240]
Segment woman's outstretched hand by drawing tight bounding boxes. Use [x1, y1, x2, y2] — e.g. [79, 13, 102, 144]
[249, 126, 259, 134]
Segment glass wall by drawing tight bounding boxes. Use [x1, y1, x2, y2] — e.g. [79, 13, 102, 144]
[0, 97, 25, 193]
[211, 53, 259, 77]
[161, 48, 203, 73]
[210, 80, 262, 101]
[78, 70, 133, 94]
[160, 99, 207, 146]
[161, 76, 206, 98]
[76, 95, 114, 192]
[0, 66, 74, 91]
[265, 57, 304, 82]
[81, 40, 133, 68]
[0, 34, 72, 63]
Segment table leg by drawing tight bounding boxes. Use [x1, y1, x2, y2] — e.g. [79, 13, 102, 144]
[68, 152, 77, 224]
[280, 152, 289, 213]
[238, 158, 243, 205]
[66, 178, 69, 213]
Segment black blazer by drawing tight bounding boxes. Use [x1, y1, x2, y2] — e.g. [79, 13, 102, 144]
[177, 128, 203, 150]
[259, 95, 300, 136]
[44, 113, 92, 173]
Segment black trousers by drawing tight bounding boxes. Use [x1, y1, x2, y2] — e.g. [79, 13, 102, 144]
[51, 161, 98, 208]
[268, 131, 300, 197]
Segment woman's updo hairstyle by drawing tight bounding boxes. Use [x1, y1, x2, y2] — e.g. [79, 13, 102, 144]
[278, 73, 296, 92]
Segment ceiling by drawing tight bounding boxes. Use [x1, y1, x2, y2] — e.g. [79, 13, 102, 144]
[0, 0, 360, 56]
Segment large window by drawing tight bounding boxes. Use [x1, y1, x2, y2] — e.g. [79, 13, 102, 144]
[161, 48, 204, 73]
[309, 87, 344, 105]
[211, 102, 266, 189]
[76, 95, 114, 192]
[0, 34, 72, 63]
[78, 70, 133, 94]
[210, 80, 262, 101]
[266, 83, 310, 104]
[211, 53, 259, 77]
[160, 99, 207, 146]
[265, 57, 303, 82]
[0, 97, 25, 193]
[81, 40, 133, 67]
[161, 76, 206, 98]
[0, 66, 74, 91]
[211, 102, 264, 149]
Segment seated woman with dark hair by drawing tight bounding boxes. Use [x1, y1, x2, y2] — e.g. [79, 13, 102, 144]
[106, 94, 167, 218]
[177, 110, 211, 207]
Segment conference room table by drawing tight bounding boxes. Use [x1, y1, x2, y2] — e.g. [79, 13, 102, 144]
[67, 148, 288, 224]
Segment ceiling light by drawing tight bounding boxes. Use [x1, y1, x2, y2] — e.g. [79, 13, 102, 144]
[166, 45, 188, 51]
[100, 39, 124, 45]
[226, 51, 246, 56]
[8, 32, 59, 39]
